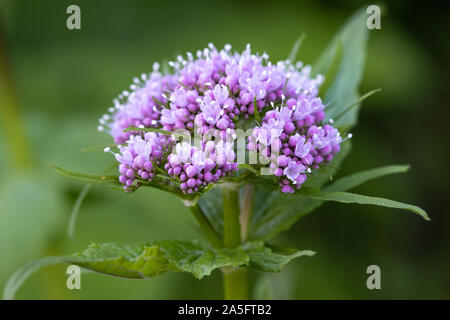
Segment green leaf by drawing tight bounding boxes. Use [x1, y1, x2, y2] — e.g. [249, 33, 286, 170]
[300, 190, 430, 221]
[69, 241, 250, 279]
[242, 242, 314, 273]
[52, 164, 121, 186]
[249, 190, 321, 241]
[324, 164, 410, 192]
[4, 239, 312, 299]
[198, 185, 224, 237]
[317, 39, 342, 96]
[4, 240, 250, 299]
[248, 148, 427, 240]
[287, 33, 306, 64]
[248, 142, 352, 240]
[313, 8, 369, 128]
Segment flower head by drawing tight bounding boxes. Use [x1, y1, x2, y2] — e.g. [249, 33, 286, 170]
[100, 44, 345, 194]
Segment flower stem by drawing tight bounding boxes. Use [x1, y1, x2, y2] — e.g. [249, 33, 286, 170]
[222, 185, 241, 248]
[189, 203, 224, 248]
[222, 184, 248, 300]
[240, 185, 254, 242]
[222, 267, 249, 300]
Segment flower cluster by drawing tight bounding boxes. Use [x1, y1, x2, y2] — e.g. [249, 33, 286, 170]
[248, 105, 342, 193]
[165, 140, 237, 194]
[100, 44, 345, 193]
[114, 132, 173, 189]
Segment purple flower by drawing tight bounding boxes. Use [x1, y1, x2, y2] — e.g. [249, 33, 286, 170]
[294, 136, 312, 158]
[99, 43, 344, 194]
[283, 161, 305, 182]
[114, 132, 173, 190]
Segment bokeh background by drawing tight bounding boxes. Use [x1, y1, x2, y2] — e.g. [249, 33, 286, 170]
[0, 0, 449, 299]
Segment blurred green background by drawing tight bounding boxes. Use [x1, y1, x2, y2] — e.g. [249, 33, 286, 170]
[0, 0, 448, 299]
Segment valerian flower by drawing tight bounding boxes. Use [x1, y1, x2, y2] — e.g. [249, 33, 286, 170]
[99, 43, 345, 194]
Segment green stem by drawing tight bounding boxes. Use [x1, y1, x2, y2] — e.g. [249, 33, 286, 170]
[222, 184, 241, 247]
[222, 267, 249, 300]
[222, 184, 248, 300]
[189, 203, 224, 248]
[240, 185, 254, 242]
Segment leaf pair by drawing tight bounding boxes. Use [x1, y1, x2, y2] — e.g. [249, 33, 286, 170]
[3, 240, 313, 300]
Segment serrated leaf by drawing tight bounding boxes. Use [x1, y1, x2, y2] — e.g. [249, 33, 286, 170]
[242, 242, 314, 273]
[4, 239, 312, 299]
[313, 8, 369, 128]
[70, 241, 249, 279]
[300, 190, 430, 221]
[4, 240, 250, 299]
